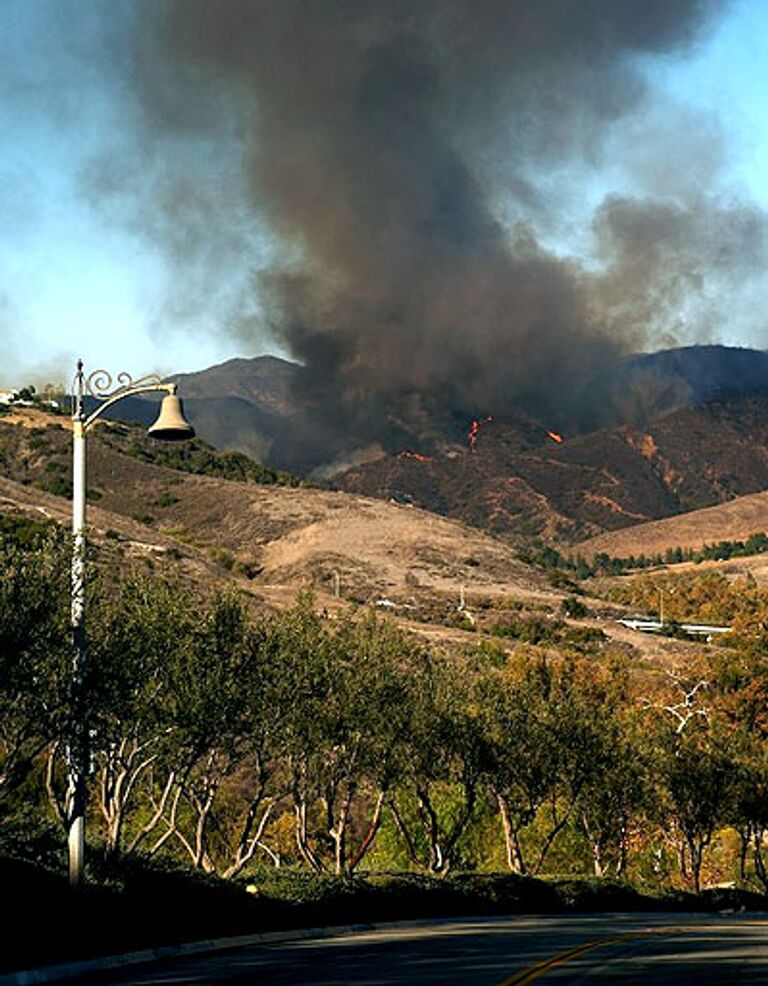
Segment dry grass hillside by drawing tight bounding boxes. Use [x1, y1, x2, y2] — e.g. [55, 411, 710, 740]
[0, 410, 713, 663]
[87, 449, 552, 603]
[579, 490, 768, 561]
[337, 395, 768, 543]
[0, 412, 551, 604]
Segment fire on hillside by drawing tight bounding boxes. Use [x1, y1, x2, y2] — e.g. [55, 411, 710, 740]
[468, 416, 494, 453]
[398, 450, 431, 463]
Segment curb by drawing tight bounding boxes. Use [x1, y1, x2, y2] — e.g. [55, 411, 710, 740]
[0, 915, 468, 985]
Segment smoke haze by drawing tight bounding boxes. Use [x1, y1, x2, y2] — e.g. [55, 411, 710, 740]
[112, 0, 768, 440]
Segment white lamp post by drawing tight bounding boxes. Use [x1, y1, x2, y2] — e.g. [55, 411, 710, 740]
[68, 359, 194, 887]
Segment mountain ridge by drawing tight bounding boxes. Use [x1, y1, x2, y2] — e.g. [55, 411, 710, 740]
[59, 343, 768, 544]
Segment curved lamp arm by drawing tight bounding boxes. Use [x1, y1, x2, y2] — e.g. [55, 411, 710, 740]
[82, 381, 177, 432]
[71, 360, 178, 432]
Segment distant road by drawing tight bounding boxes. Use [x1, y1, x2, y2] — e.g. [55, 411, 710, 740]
[61, 913, 768, 985]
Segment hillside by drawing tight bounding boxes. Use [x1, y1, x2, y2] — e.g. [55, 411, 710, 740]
[54, 346, 768, 544]
[615, 345, 768, 418]
[336, 396, 768, 543]
[0, 413, 551, 604]
[0, 412, 707, 661]
[579, 490, 768, 562]
[90, 345, 768, 484]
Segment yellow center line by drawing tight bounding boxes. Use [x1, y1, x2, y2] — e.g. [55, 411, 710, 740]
[497, 927, 681, 985]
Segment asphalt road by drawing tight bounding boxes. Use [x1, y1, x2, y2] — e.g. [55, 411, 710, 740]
[60, 913, 768, 985]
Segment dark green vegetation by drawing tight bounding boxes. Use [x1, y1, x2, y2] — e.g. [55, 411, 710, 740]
[523, 532, 768, 581]
[0, 419, 301, 502]
[487, 615, 606, 651]
[98, 421, 303, 487]
[5, 523, 768, 969]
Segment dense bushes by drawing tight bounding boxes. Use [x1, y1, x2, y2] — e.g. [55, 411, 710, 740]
[4, 529, 768, 899]
[99, 422, 302, 487]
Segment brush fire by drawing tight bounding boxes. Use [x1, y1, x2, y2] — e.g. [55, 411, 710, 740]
[468, 416, 493, 453]
[398, 450, 431, 462]
[547, 430, 564, 444]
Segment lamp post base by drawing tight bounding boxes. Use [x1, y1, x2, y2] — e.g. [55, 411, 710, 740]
[68, 815, 85, 887]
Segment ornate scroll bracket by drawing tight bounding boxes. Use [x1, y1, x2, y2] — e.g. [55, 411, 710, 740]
[85, 369, 165, 400]
[71, 359, 175, 431]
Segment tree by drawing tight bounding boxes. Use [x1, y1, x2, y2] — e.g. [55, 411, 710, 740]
[80, 575, 200, 860]
[478, 655, 559, 874]
[0, 528, 70, 809]
[652, 719, 736, 893]
[576, 714, 646, 879]
[710, 651, 768, 890]
[389, 648, 484, 875]
[729, 737, 768, 890]
[302, 609, 419, 875]
[137, 590, 254, 872]
[479, 653, 614, 876]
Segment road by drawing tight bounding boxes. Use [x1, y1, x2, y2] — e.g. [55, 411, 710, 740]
[60, 913, 768, 984]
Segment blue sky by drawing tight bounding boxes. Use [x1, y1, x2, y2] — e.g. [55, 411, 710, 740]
[1, 0, 768, 387]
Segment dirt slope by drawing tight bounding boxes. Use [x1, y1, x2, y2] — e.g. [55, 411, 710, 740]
[0, 415, 551, 604]
[0, 413, 714, 661]
[579, 490, 768, 560]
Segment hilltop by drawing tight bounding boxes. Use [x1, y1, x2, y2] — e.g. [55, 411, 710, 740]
[47, 346, 768, 546]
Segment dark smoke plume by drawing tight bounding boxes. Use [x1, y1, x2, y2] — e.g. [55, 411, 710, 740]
[122, 0, 762, 443]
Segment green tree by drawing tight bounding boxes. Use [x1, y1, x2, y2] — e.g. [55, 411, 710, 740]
[389, 649, 483, 875]
[80, 575, 200, 860]
[0, 528, 70, 809]
[478, 655, 559, 874]
[291, 608, 420, 875]
[651, 719, 736, 893]
[576, 713, 647, 879]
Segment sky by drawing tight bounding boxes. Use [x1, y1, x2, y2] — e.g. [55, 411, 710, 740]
[1, 0, 768, 387]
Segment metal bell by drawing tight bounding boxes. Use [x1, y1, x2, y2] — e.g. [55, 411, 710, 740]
[148, 392, 196, 441]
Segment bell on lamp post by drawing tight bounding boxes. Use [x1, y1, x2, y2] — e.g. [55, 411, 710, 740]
[148, 389, 195, 441]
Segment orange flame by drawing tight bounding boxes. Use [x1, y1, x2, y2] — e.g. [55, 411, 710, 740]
[398, 449, 431, 462]
[468, 415, 493, 452]
[546, 429, 564, 444]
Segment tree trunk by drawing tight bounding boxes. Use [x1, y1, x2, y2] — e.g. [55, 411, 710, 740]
[45, 742, 66, 828]
[222, 797, 278, 880]
[689, 841, 703, 895]
[497, 793, 526, 874]
[294, 801, 324, 873]
[126, 769, 178, 855]
[329, 786, 354, 877]
[348, 791, 385, 874]
[579, 810, 605, 878]
[417, 787, 444, 873]
[531, 797, 569, 875]
[738, 826, 750, 884]
[388, 798, 423, 868]
[753, 831, 768, 892]
[616, 818, 629, 880]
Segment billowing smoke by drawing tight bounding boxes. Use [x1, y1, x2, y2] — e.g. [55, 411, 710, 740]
[118, 0, 766, 443]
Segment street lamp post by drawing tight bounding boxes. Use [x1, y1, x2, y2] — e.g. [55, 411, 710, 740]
[68, 360, 194, 887]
